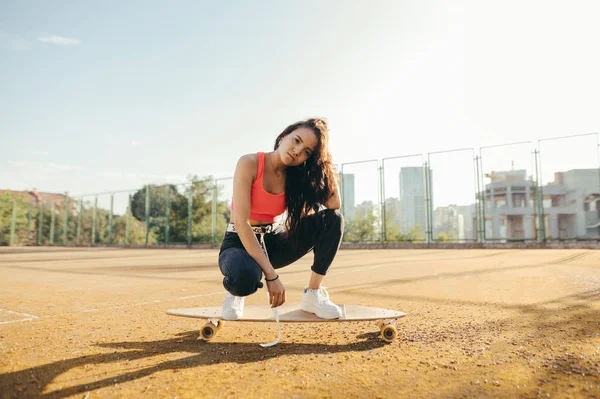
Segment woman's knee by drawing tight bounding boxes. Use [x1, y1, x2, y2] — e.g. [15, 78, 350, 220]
[224, 269, 262, 296]
[219, 248, 263, 297]
[322, 209, 344, 232]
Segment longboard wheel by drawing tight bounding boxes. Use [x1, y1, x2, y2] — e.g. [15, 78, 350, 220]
[378, 319, 396, 330]
[217, 320, 224, 330]
[200, 323, 218, 341]
[381, 325, 398, 343]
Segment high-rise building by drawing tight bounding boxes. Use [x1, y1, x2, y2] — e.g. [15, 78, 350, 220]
[384, 197, 402, 227]
[399, 167, 430, 234]
[433, 205, 465, 240]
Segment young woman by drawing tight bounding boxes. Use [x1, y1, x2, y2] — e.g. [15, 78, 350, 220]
[218, 118, 344, 320]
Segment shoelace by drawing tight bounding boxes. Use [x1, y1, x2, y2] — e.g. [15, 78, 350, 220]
[317, 287, 330, 302]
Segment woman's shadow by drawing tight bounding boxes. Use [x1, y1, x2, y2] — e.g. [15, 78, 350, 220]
[1, 330, 389, 398]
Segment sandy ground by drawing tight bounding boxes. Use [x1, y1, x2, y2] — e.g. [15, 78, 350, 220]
[0, 247, 599, 399]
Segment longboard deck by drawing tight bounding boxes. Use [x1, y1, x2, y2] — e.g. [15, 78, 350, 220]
[167, 304, 406, 322]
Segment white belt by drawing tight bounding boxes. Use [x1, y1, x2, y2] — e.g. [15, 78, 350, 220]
[226, 223, 282, 347]
[226, 223, 275, 234]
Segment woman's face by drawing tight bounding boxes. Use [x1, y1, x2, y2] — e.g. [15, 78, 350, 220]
[278, 127, 319, 167]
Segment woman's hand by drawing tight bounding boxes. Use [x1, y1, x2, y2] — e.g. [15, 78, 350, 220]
[266, 277, 286, 308]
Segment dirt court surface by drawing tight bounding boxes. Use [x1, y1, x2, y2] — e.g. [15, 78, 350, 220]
[1, 248, 599, 398]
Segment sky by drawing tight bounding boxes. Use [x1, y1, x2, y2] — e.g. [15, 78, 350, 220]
[1, 0, 599, 208]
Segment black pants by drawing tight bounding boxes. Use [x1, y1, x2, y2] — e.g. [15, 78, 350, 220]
[218, 209, 344, 297]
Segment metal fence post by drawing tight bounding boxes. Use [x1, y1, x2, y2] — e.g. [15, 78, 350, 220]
[379, 163, 385, 242]
[212, 181, 217, 245]
[126, 194, 131, 245]
[144, 186, 150, 246]
[474, 155, 483, 243]
[92, 196, 97, 245]
[424, 160, 432, 243]
[534, 149, 545, 242]
[165, 186, 170, 245]
[187, 186, 193, 246]
[38, 202, 44, 245]
[63, 195, 69, 244]
[77, 199, 83, 245]
[479, 155, 486, 243]
[50, 202, 55, 244]
[108, 194, 114, 244]
[10, 199, 17, 246]
[26, 203, 31, 233]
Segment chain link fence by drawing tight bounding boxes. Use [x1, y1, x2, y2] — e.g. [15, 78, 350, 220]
[479, 142, 537, 242]
[427, 148, 477, 242]
[538, 133, 600, 240]
[2, 133, 599, 246]
[340, 160, 381, 243]
[381, 154, 426, 242]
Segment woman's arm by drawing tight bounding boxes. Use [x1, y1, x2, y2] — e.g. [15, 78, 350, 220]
[323, 175, 341, 210]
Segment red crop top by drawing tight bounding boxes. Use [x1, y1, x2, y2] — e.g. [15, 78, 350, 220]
[231, 152, 286, 223]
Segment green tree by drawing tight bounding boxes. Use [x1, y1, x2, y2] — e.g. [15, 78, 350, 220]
[128, 175, 231, 245]
[384, 205, 401, 242]
[130, 184, 187, 244]
[0, 194, 33, 245]
[435, 230, 456, 242]
[110, 214, 153, 245]
[1, 172, 233, 247]
[382, 203, 426, 242]
[343, 205, 378, 242]
[186, 175, 230, 244]
[404, 224, 426, 242]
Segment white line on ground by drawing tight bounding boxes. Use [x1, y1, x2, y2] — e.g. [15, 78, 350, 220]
[0, 308, 39, 325]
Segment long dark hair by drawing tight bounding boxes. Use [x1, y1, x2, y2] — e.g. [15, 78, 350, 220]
[274, 118, 337, 239]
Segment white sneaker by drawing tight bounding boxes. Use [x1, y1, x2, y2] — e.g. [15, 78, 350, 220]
[222, 292, 245, 320]
[300, 287, 342, 319]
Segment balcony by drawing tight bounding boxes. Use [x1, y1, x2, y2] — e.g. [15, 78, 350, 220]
[541, 184, 568, 196]
[542, 206, 577, 215]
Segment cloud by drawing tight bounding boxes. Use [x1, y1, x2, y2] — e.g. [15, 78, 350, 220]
[131, 140, 142, 147]
[38, 35, 81, 46]
[31, 151, 48, 156]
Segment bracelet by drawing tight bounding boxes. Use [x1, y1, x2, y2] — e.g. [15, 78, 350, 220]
[265, 274, 279, 282]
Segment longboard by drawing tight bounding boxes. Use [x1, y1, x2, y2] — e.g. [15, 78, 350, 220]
[167, 304, 406, 344]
